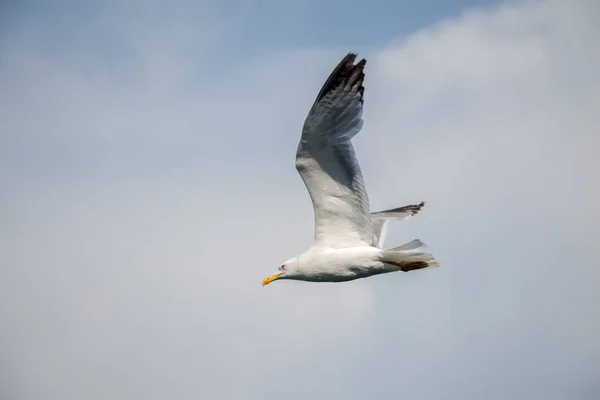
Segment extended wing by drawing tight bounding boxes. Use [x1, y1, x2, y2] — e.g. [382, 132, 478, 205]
[370, 202, 425, 248]
[295, 53, 371, 248]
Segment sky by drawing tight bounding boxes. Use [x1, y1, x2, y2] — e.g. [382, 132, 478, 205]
[1, 0, 599, 399]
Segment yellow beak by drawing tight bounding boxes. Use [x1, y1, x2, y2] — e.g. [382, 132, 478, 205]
[262, 271, 284, 286]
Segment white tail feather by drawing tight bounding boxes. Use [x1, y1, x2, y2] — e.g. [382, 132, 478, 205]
[381, 239, 439, 271]
[390, 238, 428, 252]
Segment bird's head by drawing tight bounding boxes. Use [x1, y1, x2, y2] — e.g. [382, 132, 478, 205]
[262, 257, 299, 286]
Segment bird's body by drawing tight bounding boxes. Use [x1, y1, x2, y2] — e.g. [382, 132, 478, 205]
[262, 53, 438, 286]
[289, 246, 387, 283]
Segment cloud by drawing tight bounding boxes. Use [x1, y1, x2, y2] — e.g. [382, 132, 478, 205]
[1, 0, 599, 399]
[352, 0, 600, 398]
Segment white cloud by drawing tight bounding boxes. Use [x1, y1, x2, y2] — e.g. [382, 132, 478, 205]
[1, 0, 599, 399]
[354, 1, 600, 398]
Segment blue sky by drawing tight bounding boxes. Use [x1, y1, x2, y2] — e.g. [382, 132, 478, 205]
[1, 0, 599, 399]
[5, 0, 500, 47]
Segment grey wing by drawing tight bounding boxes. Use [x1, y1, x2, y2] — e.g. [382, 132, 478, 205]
[370, 202, 425, 248]
[295, 53, 372, 248]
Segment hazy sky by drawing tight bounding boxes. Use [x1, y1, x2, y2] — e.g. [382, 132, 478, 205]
[1, 0, 599, 399]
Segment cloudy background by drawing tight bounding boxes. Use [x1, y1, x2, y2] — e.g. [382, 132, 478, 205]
[1, 0, 599, 398]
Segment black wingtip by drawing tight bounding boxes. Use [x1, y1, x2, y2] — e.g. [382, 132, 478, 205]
[373, 202, 426, 217]
[312, 52, 367, 107]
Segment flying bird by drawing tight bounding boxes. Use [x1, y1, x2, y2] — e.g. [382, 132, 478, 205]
[262, 53, 438, 286]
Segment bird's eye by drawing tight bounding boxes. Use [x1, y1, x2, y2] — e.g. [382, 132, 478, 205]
[279, 265, 286, 271]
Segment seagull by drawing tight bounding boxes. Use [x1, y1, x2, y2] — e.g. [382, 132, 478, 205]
[262, 53, 438, 286]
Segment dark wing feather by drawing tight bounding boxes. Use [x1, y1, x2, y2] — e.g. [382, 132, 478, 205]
[295, 53, 372, 248]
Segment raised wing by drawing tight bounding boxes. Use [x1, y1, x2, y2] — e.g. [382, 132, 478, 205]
[370, 202, 425, 248]
[295, 53, 371, 248]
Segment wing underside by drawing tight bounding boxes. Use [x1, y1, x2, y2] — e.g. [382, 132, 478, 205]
[295, 53, 372, 248]
[370, 202, 425, 248]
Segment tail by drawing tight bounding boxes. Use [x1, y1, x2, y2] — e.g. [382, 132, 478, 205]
[381, 239, 439, 272]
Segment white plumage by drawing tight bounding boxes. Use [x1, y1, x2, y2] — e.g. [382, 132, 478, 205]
[262, 53, 438, 286]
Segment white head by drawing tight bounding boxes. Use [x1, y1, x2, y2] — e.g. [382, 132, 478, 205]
[262, 256, 300, 286]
